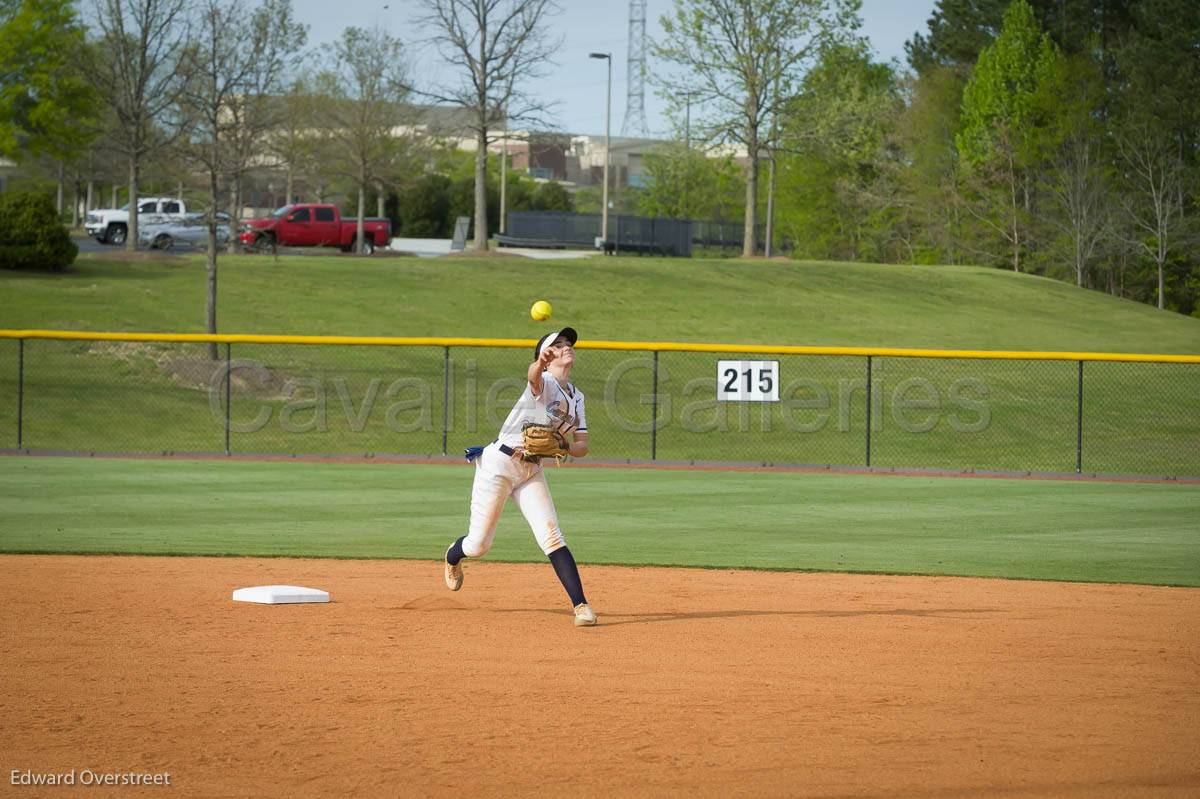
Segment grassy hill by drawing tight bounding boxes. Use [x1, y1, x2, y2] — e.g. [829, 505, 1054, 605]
[2, 252, 1197, 475]
[1, 251, 1197, 352]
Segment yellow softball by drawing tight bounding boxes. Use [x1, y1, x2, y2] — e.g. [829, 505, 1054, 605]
[530, 300, 552, 321]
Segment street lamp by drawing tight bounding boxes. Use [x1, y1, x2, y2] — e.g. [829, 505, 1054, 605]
[589, 52, 612, 246]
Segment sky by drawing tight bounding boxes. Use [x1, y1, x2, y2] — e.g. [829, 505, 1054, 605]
[290, 0, 939, 138]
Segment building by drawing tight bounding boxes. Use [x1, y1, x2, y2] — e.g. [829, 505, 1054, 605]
[488, 132, 675, 193]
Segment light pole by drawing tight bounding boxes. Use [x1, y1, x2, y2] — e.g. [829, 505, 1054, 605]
[589, 52, 612, 246]
[685, 91, 693, 151]
[499, 106, 507, 235]
[683, 91, 696, 220]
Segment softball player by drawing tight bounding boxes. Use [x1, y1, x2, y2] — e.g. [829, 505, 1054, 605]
[443, 327, 596, 627]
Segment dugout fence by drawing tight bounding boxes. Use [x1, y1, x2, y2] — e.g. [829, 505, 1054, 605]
[0, 330, 1197, 479]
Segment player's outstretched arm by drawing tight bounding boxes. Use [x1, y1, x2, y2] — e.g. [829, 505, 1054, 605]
[569, 431, 589, 458]
[527, 346, 557, 396]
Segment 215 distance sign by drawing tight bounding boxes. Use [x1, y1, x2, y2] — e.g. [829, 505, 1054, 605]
[716, 360, 780, 402]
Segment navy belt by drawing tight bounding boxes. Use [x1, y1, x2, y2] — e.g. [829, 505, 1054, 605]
[465, 442, 539, 464]
[500, 443, 542, 463]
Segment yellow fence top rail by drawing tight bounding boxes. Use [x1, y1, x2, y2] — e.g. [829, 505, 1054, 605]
[1, 329, 1198, 364]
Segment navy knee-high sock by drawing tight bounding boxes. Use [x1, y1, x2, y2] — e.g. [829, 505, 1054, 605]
[549, 546, 586, 607]
[446, 536, 467, 565]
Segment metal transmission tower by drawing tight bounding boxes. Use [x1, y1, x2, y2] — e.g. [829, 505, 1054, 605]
[621, 0, 648, 137]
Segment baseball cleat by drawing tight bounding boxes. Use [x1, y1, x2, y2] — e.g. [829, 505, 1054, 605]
[444, 546, 463, 591]
[573, 603, 597, 627]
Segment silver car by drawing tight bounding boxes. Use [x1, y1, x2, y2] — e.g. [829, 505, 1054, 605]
[139, 214, 232, 250]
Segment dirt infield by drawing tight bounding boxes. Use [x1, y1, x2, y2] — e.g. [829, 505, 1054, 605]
[1, 556, 1197, 798]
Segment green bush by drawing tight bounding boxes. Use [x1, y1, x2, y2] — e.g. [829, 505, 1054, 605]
[530, 181, 574, 212]
[0, 192, 78, 270]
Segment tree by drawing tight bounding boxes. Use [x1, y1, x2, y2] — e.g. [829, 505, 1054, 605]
[1116, 125, 1191, 310]
[265, 78, 319, 206]
[317, 27, 410, 255]
[219, 0, 305, 236]
[86, 0, 190, 250]
[179, 0, 304, 358]
[653, 0, 859, 257]
[1105, 0, 1199, 312]
[956, 0, 1059, 272]
[905, 0, 1008, 76]
[1114, 0, 1200, 156]
[776, 41, 902, 262]
[418, 0, 562, 250]
[906, 0, 1137, 74]
[399, 172, 453, 236]
[894, 66, 968, 264]
[530, 181, 572, 212]
[0, 0, 100, 206]
[635, 144, 745, 223]
[1036, 54, 1111, 288]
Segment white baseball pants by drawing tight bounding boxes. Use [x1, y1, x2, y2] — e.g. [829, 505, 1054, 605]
[462, 443, 566, 558]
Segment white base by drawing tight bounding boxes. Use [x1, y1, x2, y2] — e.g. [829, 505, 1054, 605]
[232, 585, 329, 605]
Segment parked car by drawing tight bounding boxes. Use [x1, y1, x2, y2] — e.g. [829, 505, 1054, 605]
[85, 197, 189, 245]
[239, 203, 392, 255]
[138, 213, 232, 250]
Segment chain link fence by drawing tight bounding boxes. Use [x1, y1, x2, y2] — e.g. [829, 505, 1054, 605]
[1, 333, 1197, 478]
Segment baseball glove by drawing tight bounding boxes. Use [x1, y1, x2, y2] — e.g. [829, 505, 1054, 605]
[521, 423, 570, 464]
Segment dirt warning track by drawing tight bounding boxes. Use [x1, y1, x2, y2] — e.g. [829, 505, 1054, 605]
[1, 555, 1197, 798]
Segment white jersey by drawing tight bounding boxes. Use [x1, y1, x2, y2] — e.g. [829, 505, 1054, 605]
[497, 370, 587, 449]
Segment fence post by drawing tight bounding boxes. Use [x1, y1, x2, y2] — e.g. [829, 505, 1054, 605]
[650, 350, 659, 461]
[1076, 360, 1084, 474]
[441, 346, 451, 456]
[865, 355, 873, 468]
[17, 338, 24, 449]
[224, 343, 231, 456]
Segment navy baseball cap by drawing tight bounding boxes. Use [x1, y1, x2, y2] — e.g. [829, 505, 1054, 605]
[534, 327, 578, 359]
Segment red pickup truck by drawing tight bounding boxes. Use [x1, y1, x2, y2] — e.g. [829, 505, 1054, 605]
[240, 204, 392, 255]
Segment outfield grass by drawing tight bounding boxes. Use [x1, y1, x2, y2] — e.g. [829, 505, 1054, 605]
[1, 456, 1197, 586]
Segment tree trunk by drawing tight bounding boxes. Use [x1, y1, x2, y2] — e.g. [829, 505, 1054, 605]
[499, 137, 507, 234]
[357, 174, 366, 255]
[233, 176, 241, 227]
[111, 184, 117, 208]
[86, 181, 94, 213]
[228, 174, 241, 247]
[376, 181, 384, 219]
[743, 128, 759, 258]
[285, 165, 294, 205]
[474, 127, 488, 249]
[1008, 161, 1020, 272]
[764, 149, 776, 258]
[206, 169, 220, 360]
[1157, 258, 1165, 310]
[1075, 235, 1083, 287]
[126, 157, 139, 251]
[948, 179, 961, 266]
[56, 162, 64, 216]
[71, 181, 80, 229]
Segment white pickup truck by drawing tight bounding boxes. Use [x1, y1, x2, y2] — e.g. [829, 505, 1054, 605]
[85, 197, 188, 245]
